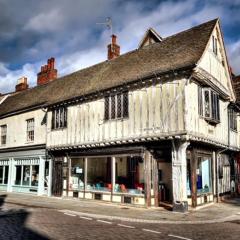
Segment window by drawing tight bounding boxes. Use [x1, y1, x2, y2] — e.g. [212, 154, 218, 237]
[229, 108, 237, 131]
[104, 92, 129, 120]
[26, 118, 34, 142]
[197, 156, 212, 194]
[0, 165, 9, 184]
[14, 165, 39, 187]
[1, 125, 7, 145]
[52, 106, 67, 129]
[212, 36, 218, 55]
[198, 86, 220, 123]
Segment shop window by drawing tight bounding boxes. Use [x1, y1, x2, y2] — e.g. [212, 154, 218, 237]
[31, 165, 39, 186]
[26, 118, 34, 142]
[14, 165, 39, 187]
[87, 157, 111, 192]
[70, 158, 84, 191]
[198, 86, 220, 123]
[52, 106, 67, 129]
[22, 166, 30, 186]
[0, 166, 3, 184]
[197, 157, 212, 194]
[15, 166, 22, 185]
[4, 166, 9, 184]
[114, 156, 144, 195]
[104, 92, 129, 120]
[229, 108, 237, 131]
[1, 125, 7, 145]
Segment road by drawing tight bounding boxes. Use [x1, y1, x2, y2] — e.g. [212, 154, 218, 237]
[0, 203, 239, 240]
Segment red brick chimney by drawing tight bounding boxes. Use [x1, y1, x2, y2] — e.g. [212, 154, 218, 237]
[15, 77, 29, 92]
[107, 35, 120, 60]
[37, 57, 57, 86]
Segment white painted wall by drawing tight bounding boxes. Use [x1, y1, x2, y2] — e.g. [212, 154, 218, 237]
[46, 78, 186, 148]
[0, 109, 47, 149]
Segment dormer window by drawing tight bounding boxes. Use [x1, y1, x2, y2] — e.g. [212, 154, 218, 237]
[212, 36, 218, 55]
[198, 86, 220, 123]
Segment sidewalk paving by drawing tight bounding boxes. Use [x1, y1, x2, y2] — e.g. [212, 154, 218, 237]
[1, 192, 240, 224]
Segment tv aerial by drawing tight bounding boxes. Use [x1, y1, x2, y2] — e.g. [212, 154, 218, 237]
[96, 17, 113, 35]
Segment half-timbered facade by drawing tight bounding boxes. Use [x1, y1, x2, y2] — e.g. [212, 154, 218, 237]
[0, 18, 239, 210]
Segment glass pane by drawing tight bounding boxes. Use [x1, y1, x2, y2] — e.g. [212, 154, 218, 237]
[114, 156, 144, 195]
[4, 166, 9, 184]
[197, 157, 212, 194]
[31, 165, 39, 186]
[44, 161, 49, 188]
[15, 166, 22, 185]
[70, 158, 84, 191]
[87, 157, 111, 192]
[22, 166, 30, 186]
[111, 96, 116, 119]
[204, 90, 210, 118]
[0, 166, 3, 184]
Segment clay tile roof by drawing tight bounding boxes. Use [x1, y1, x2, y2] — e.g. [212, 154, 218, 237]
[233, 75, 240, 103]
[0, 18, 218, 117]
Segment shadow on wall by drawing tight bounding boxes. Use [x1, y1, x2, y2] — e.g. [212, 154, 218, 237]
[0, 194, 49, 240]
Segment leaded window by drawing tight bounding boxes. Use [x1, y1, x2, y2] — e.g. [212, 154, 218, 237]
[26, 118, 34, 142]
[52, 106, 67, 129]
[104, 92, 129, 120]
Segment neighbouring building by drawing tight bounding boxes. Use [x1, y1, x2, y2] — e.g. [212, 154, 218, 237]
[0, 19, 239, 211]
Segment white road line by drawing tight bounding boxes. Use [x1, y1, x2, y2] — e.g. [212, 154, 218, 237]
[168, 234, 192, 240]
[142, 229, 161, 234]
[97, 220, 112, 224]
[64, 213, 76, 217]
[117, 224, 135, 229]
[79, 216, 92, 220]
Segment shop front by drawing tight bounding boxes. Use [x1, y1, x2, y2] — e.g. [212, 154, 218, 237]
[51, 146, 157, 207]
[0, 148, 52, 196]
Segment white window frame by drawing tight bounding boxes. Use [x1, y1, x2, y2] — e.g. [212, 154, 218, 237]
[1, 125, 7, 145]
[26, 118, 34, 142]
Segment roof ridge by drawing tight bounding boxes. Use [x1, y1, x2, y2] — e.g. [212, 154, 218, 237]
[163, 18, 218, 41]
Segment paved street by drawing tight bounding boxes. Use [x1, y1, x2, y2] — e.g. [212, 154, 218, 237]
[0, 193, 240, 240]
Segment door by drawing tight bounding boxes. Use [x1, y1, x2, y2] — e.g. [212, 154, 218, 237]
[52, 158, 63, 196]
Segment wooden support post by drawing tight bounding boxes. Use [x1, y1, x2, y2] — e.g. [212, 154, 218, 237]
[191, 149, 197, 208]
[144, 151, 151, 207]
[111, 156, 116, 201]
[152, 157, 159, 207]
[48, 159, 53, 197]
[84, 157, 88, 198]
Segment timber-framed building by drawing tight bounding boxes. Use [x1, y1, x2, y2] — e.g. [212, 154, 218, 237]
[0, 18, 239, 210]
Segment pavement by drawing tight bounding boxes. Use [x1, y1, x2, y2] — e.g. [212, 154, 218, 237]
[1, 192, 240, 224]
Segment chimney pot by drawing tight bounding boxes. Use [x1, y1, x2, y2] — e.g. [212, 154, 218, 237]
[107, 34, 120, 60]
[37, 58, 58, 86]
[16, 77, 29, 92]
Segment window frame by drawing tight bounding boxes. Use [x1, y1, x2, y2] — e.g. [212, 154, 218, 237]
[52, 106, 68, 130]
[198, 86, 220, 124]
[229, 108, 238, 132]
[104, 91, 129, 121]
[26, 118, 35, 142]
[0, 125, 7, 145]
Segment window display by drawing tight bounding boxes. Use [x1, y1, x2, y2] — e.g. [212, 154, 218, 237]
[197, 157, 212, 194]
[70, 158, 84, 191]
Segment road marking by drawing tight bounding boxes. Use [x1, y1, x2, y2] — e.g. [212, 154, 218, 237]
[117, 224, 135, 229]
[79, 216, 92, 220]
[142, 229, 161, 234]
[64, 213, 76, 217]
[97, 220, 112, 224]
[168, 234, 192, 240]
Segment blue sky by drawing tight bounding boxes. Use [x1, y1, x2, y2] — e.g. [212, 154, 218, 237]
[0, 0, 239, 93]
